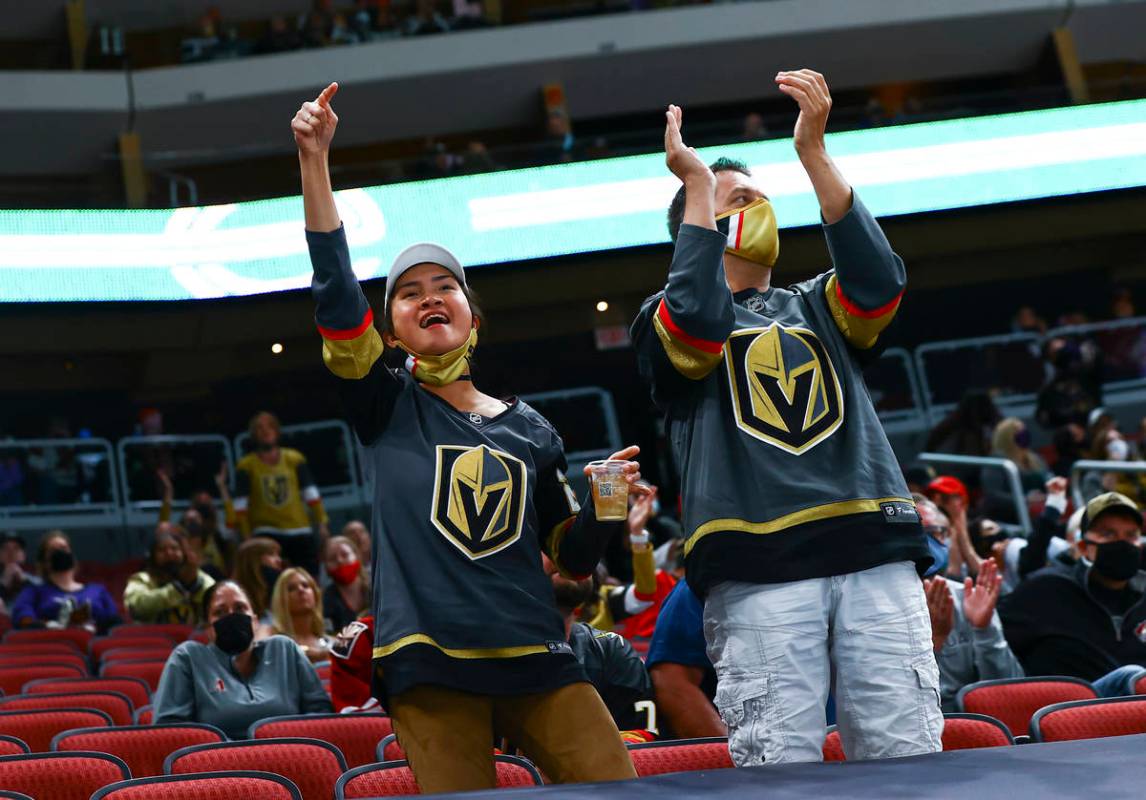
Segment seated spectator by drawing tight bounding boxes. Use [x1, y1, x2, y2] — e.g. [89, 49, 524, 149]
[0, 533, 40, 605]
[329, 616, 379, 712]
[235, 411, 329, 577]
[1000, 492, 1146, 695]
[124, 526, 215, 625]
[542, 555, 653, 735]
[918, 498, 1024, 710]
[1050, 423, 1086, 478]
[1036, 338, 1103, 431]
[341, 520, 372, 570]
[11, 530, 120, 632]
[153, 580, 331, 738]
[924, 477, 981, 579]
[0, 451, 24, 506]
[740, 112, 768, 141]
[924, 390, 1000, 486]
[329, 12, 361, 44]
[270, 567, 331, 662]
[1096, 288, 1146, 381]
[322, 536, 370, 633]
[403, 0, 450, 35]
[255, 15, 301, 54]
[233, 536, 282, 629]
[300, 8, 331, 47]
[159, 464, 235, 580]
[645, 579, 725, 740]
[981, 417, 1050, 522]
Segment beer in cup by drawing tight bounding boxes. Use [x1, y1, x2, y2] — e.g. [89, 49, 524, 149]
[587, 460, 629, 521]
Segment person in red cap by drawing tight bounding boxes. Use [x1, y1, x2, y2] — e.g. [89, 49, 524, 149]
[926, 476, 981, 579]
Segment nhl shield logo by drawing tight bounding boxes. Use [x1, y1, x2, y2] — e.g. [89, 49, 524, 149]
[725, 323, 845, 455]
[261, 474, 290, 508]
[431, 444, 527, 560]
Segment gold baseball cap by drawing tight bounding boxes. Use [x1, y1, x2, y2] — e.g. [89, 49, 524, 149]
[1081, 491, 1143, 532]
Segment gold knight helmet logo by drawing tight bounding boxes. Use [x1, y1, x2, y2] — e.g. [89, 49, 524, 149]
[725, 323, 844, 454]
[431, 444, 527, 559]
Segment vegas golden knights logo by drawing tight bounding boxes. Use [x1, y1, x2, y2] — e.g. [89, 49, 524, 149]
[725, 323, 844, 455]
[261, 474, 290, 507]
[431, 444, 527, 560]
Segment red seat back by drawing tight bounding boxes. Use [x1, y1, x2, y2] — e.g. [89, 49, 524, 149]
[53, 723, 226, 778]
[103, 646, 177, 664]
[166, 738, 347, 800]
[825, 714, 1013, 760]
[0, 708, 113, 751]
[109, 624, 192, 640]
[0, 653, 89, 673]
[102, 659, 168, 692]
[376, 734, 404, 762]
[823, 729, 846, 761]
[0, 692, 134, 726]
[4, 628, 94, 652]
[335, 755, 542, 798]
[251, 713, 394, 768]
[1031, 696, 1146, 743]
[25, 676, 152, 709]
[0, 735, 29, 756]
[626, 737, 733, 777]
[0, 643, 82, 657]
[957, 677, 1097, 736]
[0, 751, 129, 800]
[0, 665, 86, 696]
[92, 636, 174, 662]
[135, 704, 154, 725]
[91, 771, 303, 800]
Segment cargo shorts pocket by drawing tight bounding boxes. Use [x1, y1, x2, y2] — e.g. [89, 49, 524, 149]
[911, 655, 944, 751]
[714, 675, 772, 766]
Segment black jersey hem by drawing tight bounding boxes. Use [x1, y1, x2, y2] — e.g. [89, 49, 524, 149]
[685, 511, 933, 598]
[373, 644, 588, 705]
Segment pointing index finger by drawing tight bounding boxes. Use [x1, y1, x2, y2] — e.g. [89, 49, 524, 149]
[317, 81, 339, 108]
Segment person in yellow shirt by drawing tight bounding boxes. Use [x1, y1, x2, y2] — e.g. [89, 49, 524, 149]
[234, 411, 330, 576]
[124, 525, 215, 625]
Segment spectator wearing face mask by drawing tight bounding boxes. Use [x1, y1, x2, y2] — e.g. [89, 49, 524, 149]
[340, 520, 372, 577]
[125, 525, 215, 625]
[153, 580, 331, 739]
[233, 536, 283, 629]
[157, 463, 237, 579]
[999, 492, 1146, 693]
[981, 418, 1050, 523]
[0, 533, 40, 605]
[918, 497, 1024, 710]
[923, 478, 979, 580]
[11, 530, 120, 632]
[322, 536, 370, 633]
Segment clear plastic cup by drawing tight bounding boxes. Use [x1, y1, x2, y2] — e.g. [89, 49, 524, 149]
[587, 460, 629, 521]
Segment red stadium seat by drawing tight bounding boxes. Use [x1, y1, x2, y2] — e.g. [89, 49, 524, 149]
[24, 676, 152, 709]
[91, 771, 303, 800]
[250, 713, 394, 768]
[335, 755, 542, 798]
[103, 646, 177, 664]
[0, 735, 29, 756]
[135, 704, 154, 725]
[0, 643, 82, 657]
[0, 664, 85, 696]
[166, 737, 347, 800]
[53, 723, 226, 778]
[0, 751, 129, 800]
[1030, 696, 1146, 743]
[957, 676, 1097, 736]
[0, 653, 89, 673]
[4, 628, 94, 652]
[314, 661, 331, 681]
[376, 734, 404, 762]
[92, 636, 174, 662]
[109, 624, 192, 640]
[0, 691, 134, 726]
[0, 707, 113, 751]
[824, 714, 1013, 760]
[626, 737, 733, 777]
[102, 659, 168, 692]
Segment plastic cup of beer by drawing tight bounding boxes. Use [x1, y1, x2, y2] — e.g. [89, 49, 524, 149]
[588, 459, 629, 521]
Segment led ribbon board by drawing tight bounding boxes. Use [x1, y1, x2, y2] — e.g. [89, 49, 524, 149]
[3, 98, 1145, 302]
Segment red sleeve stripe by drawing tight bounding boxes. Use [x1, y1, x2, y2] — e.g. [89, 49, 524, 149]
[317, 308, 375, 341]
[656, 299, 724, 355]
[834, 280, 903, 320]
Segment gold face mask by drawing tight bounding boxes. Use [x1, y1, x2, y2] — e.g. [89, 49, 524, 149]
[398, 326, 478, 387]
[716, 198, 779, 267]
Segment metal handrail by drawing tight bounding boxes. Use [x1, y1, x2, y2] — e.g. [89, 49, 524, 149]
[917, 453, 1032, 532]
[233, 420, 361, 502]
[519, 386, 623, 461]
[115, 434, 235, 511]
[0, 437, 120, 517]
[872, 347, 925, 423]
[1068, 459, 1146, 510]
[914, 332, 1043, 421]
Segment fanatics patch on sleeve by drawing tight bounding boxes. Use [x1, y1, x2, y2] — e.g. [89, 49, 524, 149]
[546, 641, 574, 656]
[880, 501, 919, 523]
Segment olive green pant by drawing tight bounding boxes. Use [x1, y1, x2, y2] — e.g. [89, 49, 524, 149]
[389, 681, 638, 793]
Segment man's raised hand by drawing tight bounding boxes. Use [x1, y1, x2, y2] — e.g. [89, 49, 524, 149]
[775, 69, 831, 156]
[292, 82, 340, 156]
[664, 104, 714, 186]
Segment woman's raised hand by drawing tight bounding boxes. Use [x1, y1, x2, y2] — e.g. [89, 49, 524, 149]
[292, 82, 340, 156]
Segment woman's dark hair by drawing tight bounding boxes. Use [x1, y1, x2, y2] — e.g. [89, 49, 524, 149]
[381, 281, 484, 345]
[201, 578, 245, 620]
[666, 157, 752, 242]
[37, 529, 72, 574]
[146, 525, 190, 586]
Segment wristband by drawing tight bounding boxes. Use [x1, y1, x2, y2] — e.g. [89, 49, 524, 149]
[629, 530, 650, 548]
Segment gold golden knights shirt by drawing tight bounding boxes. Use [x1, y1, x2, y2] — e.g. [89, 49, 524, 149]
[307, 226, 623, 698]
[234, 448, 327, 535]
[631, 195, 931, 596]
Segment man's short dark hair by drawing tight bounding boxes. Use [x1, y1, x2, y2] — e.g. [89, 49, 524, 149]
[666, 157, 752, 242]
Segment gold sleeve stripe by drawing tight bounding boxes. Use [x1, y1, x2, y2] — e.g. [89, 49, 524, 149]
[652, 300, 725, 380]
[825, 275, 902, 350]
[373, 634, 551, 660]
[321, 325, 384, 380]
[631, 542, 658, 599]
[546, 515, 585, 580]
[683, 496, 915, 556]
